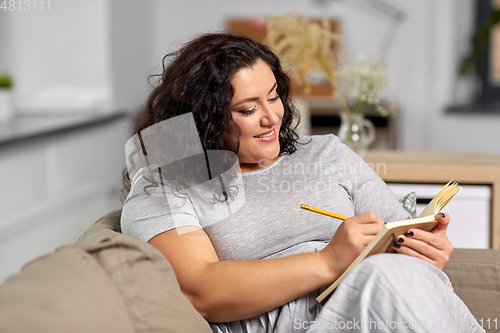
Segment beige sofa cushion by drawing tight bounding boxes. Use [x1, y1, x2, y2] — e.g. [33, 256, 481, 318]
[0, 210, 211, 333]
[75, 210, 211, 333]
[0, 246, 135, 333]
[444, 248, 500, 328]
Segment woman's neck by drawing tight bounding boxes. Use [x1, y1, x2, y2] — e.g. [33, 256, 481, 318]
[239, 158, 277, 173]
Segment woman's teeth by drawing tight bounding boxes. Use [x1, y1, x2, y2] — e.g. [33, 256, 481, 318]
[256, 131, 273, 138]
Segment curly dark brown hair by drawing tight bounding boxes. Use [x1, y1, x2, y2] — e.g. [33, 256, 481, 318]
[122, 33, 303, 199]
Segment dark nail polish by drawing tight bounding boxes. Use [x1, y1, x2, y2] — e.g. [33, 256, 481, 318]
[396, 237, 404, 244]
[393, 243, 401, 249]
[405, 230, 414, 237]
[440, 212, 445, 218]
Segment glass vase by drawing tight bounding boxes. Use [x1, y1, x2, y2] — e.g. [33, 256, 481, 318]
[337, 111, 375, 157]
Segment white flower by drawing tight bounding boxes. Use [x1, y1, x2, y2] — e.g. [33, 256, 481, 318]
[334, 56, 394, 117]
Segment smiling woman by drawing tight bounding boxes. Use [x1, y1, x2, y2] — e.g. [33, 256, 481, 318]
[120, 33, 484, 332]
[121, 33, 300, 185]
[229, 59, 284, 172]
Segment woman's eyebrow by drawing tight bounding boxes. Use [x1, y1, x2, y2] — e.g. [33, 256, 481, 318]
[233, 82, 278, 106]
[268, 82, 278, 94]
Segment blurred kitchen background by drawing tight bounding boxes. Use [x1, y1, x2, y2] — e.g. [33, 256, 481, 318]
[0, 0, 499, 281]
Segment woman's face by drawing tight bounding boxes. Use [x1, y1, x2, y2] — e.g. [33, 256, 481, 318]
[229, 59, 284, 172]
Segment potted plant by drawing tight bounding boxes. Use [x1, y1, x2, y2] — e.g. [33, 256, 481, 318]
[0, 71, 14, 121]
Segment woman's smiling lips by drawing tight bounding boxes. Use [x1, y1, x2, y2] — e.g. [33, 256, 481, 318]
[253, 127, 277, 142]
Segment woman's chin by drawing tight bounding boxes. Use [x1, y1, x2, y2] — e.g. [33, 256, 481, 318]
[258, 151, 281, 165]
[236, 144, 281, 170]
[259, 149, 280, 162]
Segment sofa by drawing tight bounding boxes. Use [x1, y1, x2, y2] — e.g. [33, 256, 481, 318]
[0, 210, 499, 333]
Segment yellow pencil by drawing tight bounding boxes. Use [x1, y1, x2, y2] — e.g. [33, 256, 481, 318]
[301, 204, 348, 221]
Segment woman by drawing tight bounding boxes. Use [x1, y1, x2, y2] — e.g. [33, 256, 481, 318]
[121, 33, 483, 332]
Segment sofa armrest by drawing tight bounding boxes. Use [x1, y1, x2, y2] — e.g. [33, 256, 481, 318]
[444, 248, 500, 328]
[0, 246, 136, 333]
[0, 210, 212, 333]
[76, 210, 212, 333]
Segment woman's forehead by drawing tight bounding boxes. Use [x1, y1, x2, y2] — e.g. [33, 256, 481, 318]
[231, 60, 276, 97]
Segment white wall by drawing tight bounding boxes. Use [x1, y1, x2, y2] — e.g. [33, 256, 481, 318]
[109, 0, 157, 112]
[0, 11, 9, 67]
[1, 0, 113, 111]
[0, 118, 129, 282]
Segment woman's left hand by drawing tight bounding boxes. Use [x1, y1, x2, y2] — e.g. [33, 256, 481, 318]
[392, 213, 453, 269]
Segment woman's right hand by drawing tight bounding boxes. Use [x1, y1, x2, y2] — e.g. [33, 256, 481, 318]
[320, 212, 386, 280]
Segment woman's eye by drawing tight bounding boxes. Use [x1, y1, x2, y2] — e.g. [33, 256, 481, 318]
[268, 95, 280, 102]
[240, 105, 257, 116]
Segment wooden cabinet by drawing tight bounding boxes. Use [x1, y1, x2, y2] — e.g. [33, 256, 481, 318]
[364, 151, 500, 249]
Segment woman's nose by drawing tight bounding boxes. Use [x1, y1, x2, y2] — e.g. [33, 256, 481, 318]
[260, 104, 280, 126]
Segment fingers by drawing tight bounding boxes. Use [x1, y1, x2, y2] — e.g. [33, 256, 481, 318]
[398, 228, 447, 251]
[329, 212, 385, 254]
[393, 241, 437, 267]
[325, 212, 386, 277]
[393, 227, 453, 269]
[347, 211, 386, 225]
[432, 212, 450, 235]
[359, 223, 385, 236]
[344, 212, 385, 237]
[342, 225, 382, 248]
[341, 212, 385, 247]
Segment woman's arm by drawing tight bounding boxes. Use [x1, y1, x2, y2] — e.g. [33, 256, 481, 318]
[392, 213, 453, 269]
[149, 212, 385, 322]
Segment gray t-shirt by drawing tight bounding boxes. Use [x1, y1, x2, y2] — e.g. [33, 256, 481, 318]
[121, 134, 408, 262]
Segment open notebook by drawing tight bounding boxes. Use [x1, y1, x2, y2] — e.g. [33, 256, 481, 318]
[316, 181, 462, 303]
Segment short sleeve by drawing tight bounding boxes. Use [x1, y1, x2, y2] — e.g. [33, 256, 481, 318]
[121, 173, 201, 242]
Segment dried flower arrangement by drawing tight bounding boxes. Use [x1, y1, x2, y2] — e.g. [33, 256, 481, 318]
[265, 14, 341, 94]
[266, 14, 394, 118]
